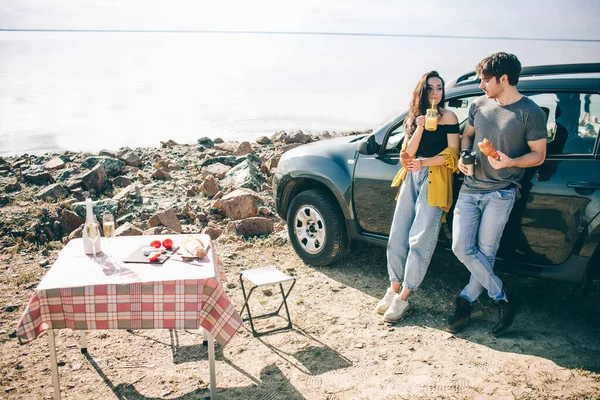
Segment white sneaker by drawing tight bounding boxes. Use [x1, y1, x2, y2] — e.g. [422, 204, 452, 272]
[382, 295, 413, 323]
[375, 288, 397, 315]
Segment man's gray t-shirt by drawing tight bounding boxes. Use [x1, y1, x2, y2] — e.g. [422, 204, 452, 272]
[462, 95, 547, 193]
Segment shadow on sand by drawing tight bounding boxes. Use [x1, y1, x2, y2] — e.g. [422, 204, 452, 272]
[317, 244, 600, 373]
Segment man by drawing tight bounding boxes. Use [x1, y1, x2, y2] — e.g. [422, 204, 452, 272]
[447, 52, 547, 336]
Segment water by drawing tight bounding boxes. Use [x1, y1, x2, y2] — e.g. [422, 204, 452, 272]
[1, 1, 599, 156]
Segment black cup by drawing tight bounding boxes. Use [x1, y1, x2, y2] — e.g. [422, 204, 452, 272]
[461, 151, 476, 176]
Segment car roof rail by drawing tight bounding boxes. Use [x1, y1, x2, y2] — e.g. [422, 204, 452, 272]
[446, 63, 600, 88]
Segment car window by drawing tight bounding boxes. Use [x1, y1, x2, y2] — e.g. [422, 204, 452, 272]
[384, 122, 405, 153]
[444, 97, 474, 126]
[528, 92, 599, 155]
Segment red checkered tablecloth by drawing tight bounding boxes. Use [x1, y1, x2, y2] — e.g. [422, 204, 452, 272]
[16, 234, 241, 346]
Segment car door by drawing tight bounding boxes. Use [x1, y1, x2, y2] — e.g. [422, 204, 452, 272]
[352, 120, 406, 235]
[498, 92, 600, 270]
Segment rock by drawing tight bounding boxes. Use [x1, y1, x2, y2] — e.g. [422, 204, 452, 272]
[122, 165, 140, 174]
[36, 183, 69, 202]
[224, 217, 274, 236]
[264, 156, 280, 175]
[197, 212, 207, 221]
[63, 172, 84, 190]
[3, 181, 21, 193]
[270, 130, 288, 143]
[262, 288, 273, 296]
[0, 195, 10, 205]
[116, 148, 142, 167]
[258, 206, 271, 216]
[286, 130, 311, 144]
[152, 169, 172, 180]
[0, 157, 12, 171]
[213, 137, 224, 144]
[81, 156, 125, 177]
[197, 137, 214, 149]
[115, 222, 144, 236]
[111, 184, 137, 203]
[214, 142, 240, 153]
[223, 159, 265, 191]
[220, 189, 262, 220]
[68, 224, 84, 240]
[23, 168, 54, 185]
[72, 199, 118, 220]
[59, 210, 85, 234]
[233, 141, 253, 156]
[147, 209, 182, 233]
[143, 227, 163, 235]
[281, 143, 303, 153]
[202, 222, 224, 240]
[256, 136, 271, 145]
[160, 139, 179, 148]
[202, 162, 231, 179]
[112, 176, 132, 188]
[81, 164, 107, 193]
[43, 157, 66, 171]
[116, 213, 134, 224]
[200, 175, 220, 197]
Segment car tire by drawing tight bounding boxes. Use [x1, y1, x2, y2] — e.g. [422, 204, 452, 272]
[287, 189, 348, 266]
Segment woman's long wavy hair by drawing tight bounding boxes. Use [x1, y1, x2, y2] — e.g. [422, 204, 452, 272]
[405, 71, 446, 137]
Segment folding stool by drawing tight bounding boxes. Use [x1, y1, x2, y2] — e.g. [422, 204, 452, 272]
[239, 266, 296, 337]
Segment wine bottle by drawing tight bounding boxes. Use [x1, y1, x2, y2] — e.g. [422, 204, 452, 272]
[82, 198, 102, 255]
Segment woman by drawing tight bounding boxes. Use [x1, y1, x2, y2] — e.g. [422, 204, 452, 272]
[376, 71, 460, 323]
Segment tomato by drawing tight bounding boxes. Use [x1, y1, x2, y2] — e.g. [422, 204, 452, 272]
[150, 240, 161, 248]
[162, 238, 173, 249]
[147, 251, 161, 262]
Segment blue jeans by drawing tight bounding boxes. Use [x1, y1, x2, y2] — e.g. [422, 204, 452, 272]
[452, 188, 517, 302]
[387, 167, 443, 291]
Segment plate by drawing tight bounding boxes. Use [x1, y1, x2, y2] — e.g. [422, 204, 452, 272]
[122, 245, 180, 264]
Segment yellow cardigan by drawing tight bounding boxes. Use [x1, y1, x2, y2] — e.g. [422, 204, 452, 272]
[391, 147, 459, 215]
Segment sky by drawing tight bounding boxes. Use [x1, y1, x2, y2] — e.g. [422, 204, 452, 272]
[1, 0, 599, 41]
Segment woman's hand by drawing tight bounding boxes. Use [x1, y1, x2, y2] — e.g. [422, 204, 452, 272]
[407, 157, 423, 172]
[415, 115, 426, 127]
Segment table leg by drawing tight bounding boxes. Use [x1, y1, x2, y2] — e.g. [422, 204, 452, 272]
[47, 330, 62, 400]
[79, 331, 87, 353]
[207, 330, 216, 400]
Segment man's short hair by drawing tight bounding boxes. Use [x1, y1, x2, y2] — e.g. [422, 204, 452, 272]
[476, 52, 522, 85]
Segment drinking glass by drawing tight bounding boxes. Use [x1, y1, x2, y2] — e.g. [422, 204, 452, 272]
[86, 223, 100, 261]
[102, 214, 115, 259]
[425, 109, 438, 131]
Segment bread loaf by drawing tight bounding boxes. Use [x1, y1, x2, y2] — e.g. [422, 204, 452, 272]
[478, 138, 499, 160]
[182, 236, 207, 258]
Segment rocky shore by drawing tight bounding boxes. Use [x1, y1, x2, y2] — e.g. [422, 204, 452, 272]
[0, 130, 365, 252]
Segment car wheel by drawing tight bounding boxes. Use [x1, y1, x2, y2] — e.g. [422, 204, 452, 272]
[287, 189, 348, 266]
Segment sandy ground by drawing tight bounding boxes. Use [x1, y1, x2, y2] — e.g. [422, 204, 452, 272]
[1, 236, 600, 399]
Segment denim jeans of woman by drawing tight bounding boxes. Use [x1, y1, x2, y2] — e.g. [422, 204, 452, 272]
[387, 166, 443, 291]
[451, 188, 517, 303]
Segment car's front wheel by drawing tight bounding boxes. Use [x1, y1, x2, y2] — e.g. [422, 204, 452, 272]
[287, 189, 348, 266]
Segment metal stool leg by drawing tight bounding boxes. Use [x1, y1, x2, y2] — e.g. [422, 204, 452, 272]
[239, 272, 296, 337]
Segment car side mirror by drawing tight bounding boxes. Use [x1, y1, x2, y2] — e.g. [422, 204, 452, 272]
[357, 135, 379, 155]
